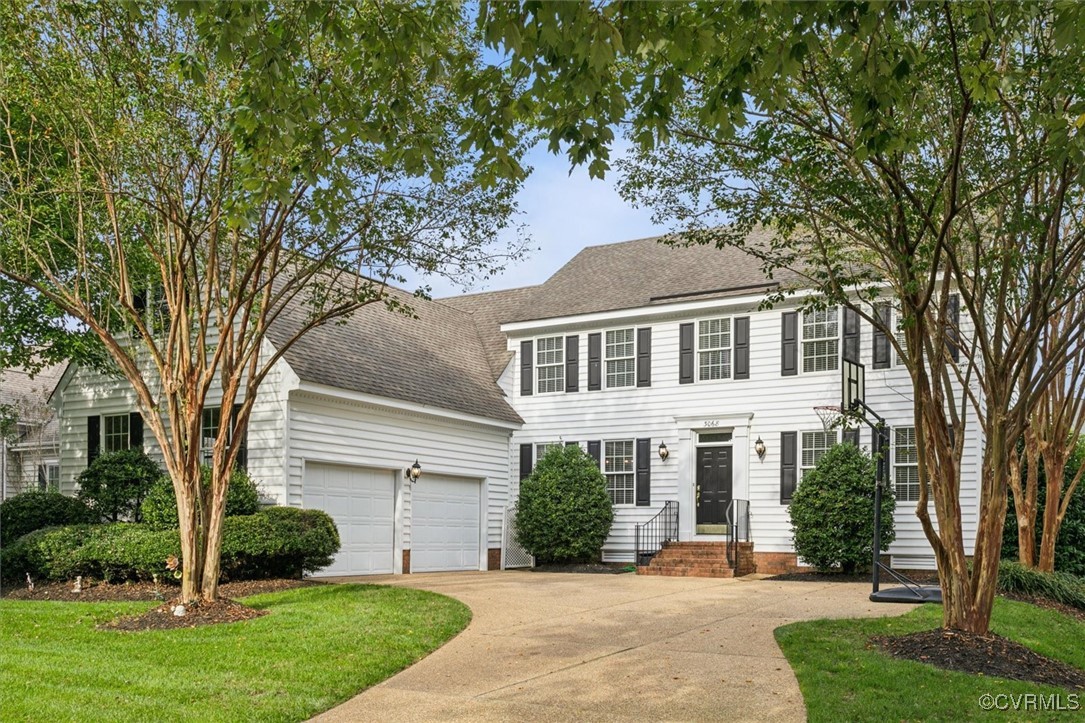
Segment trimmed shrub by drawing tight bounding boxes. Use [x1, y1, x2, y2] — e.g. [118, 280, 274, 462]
[0, 492, 97, 546]
[789, 443, 896, 574]
[77, 449, 163, 522]
[998, 560, 1085, 610]
[141, 467, 261, 529]
[0, 507, 340, 584]
[515, 444, 614, 564]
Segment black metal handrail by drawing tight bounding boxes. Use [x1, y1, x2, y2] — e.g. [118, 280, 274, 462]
[725, 499, 750, 568]
[634, 500, 679, 566]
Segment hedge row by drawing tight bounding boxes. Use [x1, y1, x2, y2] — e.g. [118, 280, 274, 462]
[998, 560, 1085, 610]
[0, 492, 98, 547]
[1, 507, 339, 584]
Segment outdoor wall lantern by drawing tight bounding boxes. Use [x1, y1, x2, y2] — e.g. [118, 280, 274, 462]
[657, 441, 669, 461]
[754, 436, 767, 460]
[405, 460, 422, 483]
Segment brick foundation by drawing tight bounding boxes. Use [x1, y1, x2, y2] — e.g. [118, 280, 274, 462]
[402, 549, 411, 574]
[488, 548, 501, 571]
[751, 552, 802, 575]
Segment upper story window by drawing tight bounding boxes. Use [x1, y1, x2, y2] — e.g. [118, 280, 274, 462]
[536, 336, 565, 394]
[891, 304, 908, 367]
[103, 414, 130, 454]
[604, 440, 635, 505]
[894, 427, 920, 502]
[605, 328, 636, 388]
[535, 441, 562, 461]
[698, 317, 731, 381]
[800, 430, 837, 479]
[802, 308, 839, 373]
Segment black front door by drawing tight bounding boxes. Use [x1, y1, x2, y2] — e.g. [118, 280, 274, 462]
[696, 446, 733, 525]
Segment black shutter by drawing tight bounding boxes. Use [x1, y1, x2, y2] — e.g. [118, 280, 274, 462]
[873, 303, 892, 369]
[636, 327, 652, 388]
[635, 438, 651, 507]
[843, 307, 860, 363]
[128, 412, 144, 450]
[734, 316, 750, 380]
[587, 333, 602, 391]
[587, 440, 601, 467]
[231, 403, 248, 471]
[679, 323, 695, 384]
[781, 312, 798, 376]
[843, 428, 860, 447]
[780, 431, 797, 503]
[519, 443, 533, 481]
[520, 340, 533, 396]
[565, 335, 579, 392]
[87, 415, 101, 464]
[947, 294, 960, 362]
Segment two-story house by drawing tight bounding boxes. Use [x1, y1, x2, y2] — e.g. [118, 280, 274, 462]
[50, 232, 982, 575]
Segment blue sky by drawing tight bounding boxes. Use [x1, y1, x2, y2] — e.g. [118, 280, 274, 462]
[409, 141, 667, 298]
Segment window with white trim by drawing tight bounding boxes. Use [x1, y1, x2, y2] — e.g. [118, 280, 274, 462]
[605, 328, 636, 388]
[802, 308, 839, 373]
[604, 440, 635, 505]
[536, 336, 564, 393]
[892, 304, 908, 367]
[103, 414, 130, 454]
[535, 441, 562, 461]
[201, 406, 222, 461]
[698, 317, 731, 381]
[894, 427, 920, 502]
[800, 430, 838, 479]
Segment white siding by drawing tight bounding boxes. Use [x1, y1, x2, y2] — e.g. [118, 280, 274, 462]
[506, 300, 983, 567]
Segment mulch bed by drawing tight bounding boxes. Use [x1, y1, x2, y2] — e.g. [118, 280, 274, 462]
[872, 629, 1085, 690]
[767, 570, 941, 585]
[101, 598, 268, 632]
[1, 577, 315, 602]
[526, 562, 635, 574]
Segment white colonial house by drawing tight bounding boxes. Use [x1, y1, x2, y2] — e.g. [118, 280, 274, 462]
[51, 232, 981, 576]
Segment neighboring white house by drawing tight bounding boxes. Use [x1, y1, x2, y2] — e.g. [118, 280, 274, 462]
[52, 232, 981, 575]
[1, 364, 63, 500]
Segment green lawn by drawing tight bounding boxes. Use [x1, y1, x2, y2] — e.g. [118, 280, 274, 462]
[0, 584, 471, 722]
[776, 598, 1085, 722]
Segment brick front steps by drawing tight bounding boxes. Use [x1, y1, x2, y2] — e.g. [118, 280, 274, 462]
[636, 541, 757, 578]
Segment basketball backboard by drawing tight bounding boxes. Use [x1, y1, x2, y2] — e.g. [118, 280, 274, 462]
[843, 358, 865, 411]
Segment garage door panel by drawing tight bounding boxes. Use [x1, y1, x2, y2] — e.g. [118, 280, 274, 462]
[411, 476, 481, 573]
[305, 463, 394, 576]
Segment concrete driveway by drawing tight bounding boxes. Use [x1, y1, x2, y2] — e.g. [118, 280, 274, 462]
[313, 572, 914, 722]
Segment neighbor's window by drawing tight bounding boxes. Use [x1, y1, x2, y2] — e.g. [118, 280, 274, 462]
[103, 414, 130, 453]
[698, 317, 731, 381]
[800, 430, 838, 479]
[605, 328, 636, 388]
[536, 336, 565, 394]
[802, 308, 839, 373]
[894, 427, 920, 502]
[604, 440, 635, 505]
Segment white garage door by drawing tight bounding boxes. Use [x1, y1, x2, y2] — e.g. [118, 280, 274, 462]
[410, 476, 481, 572]
[304, 463, 394, 576]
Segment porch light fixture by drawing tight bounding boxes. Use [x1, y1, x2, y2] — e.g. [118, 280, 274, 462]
[405, 460, 422, 483]
[657, 441, 669, 461]
[754, 436, 767, 460]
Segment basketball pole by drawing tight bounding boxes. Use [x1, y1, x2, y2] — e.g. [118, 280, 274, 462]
[847, 398, 889, 594]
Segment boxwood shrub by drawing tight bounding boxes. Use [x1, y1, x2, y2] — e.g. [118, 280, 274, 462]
[76, 448, 163, 522]
[141, 467, 261, 529]
[0, 492, 97, 546]
[0, 507, 340, 583]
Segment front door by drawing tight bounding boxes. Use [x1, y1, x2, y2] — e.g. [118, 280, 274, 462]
[696, 446, 733, 526]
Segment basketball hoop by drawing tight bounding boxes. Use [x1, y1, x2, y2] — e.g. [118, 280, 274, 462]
[813, 405, 843, 433]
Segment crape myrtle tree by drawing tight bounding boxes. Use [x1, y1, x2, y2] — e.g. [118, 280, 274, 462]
[0, 0, 527, 603]
[480, 2, 1085, 633]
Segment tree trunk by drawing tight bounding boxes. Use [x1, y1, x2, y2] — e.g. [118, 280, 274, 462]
[199, 463, 230, 601]
[1037, 458, 1065, 572]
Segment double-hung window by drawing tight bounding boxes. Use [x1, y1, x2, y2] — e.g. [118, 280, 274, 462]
[894, 427, 920, 502]
[604, 440, 635, 505]
[802, 308, 839, 373]
[201, 406, 222, 461]
[536, 336, 565, 393]
[103, 414, 130, 453]
[605, 329, 636, 388]
[800, 431, 838, 479]
[535, 441, 562, 462]
[892, 304, 908, 367]
[698, 317, 731, 381]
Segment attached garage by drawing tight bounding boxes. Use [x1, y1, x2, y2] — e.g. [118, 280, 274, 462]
[304, 463, 395, 576]
[409, 475, 482, 572]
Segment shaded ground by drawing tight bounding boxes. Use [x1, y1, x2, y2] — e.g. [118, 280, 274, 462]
[2, 577, 314, 602]
[1000, 590, 1085, 623]
[767, 570, 940, 585]
[873, 628, 1085, 690]
[525, 562, 635, 574]
[102, 597, 267, 631]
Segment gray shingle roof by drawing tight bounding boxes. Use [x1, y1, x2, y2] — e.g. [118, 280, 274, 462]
[0, 364, 63, 445]
[269, 286, 522, 425]
[440, 285, 536, 380]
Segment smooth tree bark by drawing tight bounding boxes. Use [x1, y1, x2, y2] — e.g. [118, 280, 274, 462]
[0, 1, 526, 602]
[480, 2, 1085, 633]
